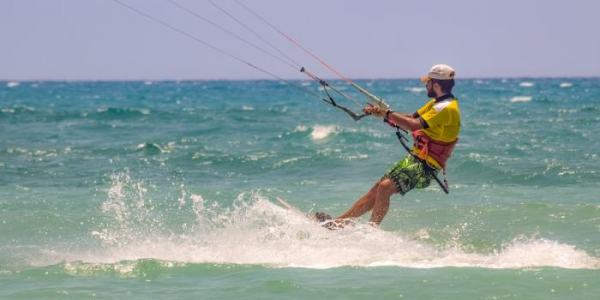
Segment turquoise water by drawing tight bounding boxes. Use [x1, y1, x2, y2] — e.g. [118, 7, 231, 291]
[1, 79, 599, 299]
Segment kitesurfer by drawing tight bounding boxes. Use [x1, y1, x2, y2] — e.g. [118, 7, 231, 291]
[319, 64, 461, 227]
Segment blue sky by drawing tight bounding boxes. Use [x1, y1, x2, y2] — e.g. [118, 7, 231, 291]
[1, 0, 599, 80]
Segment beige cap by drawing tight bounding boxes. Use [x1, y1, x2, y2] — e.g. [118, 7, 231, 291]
[421, 64, 456, 82]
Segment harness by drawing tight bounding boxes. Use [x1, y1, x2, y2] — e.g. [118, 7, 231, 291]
[412, 131, 458, 170]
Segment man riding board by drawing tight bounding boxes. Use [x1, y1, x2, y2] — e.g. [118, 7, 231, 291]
[318, 64, 461, 227]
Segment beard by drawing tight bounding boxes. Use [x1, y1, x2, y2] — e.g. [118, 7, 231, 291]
[427, 86, 436, 98]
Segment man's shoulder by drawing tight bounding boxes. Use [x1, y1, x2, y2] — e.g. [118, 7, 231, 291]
[433, 99, 454, 113]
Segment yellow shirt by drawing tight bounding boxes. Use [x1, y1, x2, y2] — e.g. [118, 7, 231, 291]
[413, 97, 461, 167]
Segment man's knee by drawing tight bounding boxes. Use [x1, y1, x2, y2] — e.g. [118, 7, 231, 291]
[378, 178, 398, 195]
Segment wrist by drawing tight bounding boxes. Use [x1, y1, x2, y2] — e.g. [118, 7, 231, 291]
[385, 109, 393, 119]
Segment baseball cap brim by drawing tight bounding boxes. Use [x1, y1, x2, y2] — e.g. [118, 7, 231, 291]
[420, 76, 431, 83]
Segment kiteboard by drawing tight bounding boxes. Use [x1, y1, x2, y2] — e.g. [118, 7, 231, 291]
[275, 197, 337, 229]
[275, 197, 315, 220]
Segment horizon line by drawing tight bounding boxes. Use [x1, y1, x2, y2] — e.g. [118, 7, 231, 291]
[2, 76, 599, 83]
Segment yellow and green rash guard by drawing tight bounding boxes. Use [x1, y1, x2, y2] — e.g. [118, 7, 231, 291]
[412, 95, 461, 167]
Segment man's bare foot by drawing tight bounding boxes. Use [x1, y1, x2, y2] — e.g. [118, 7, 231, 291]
[314, 212, 331, 223]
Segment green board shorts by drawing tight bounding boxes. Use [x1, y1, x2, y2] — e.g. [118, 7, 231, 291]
[383, 154, 439, 195]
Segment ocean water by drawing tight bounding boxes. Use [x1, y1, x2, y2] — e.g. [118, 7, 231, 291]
[0, 78, 599, 299]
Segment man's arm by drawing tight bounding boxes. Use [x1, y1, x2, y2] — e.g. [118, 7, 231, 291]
[363, 102, 427, 132]
[387, 111, 425, 132]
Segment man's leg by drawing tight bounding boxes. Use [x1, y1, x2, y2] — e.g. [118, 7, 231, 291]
[369, 178, 398, 225]
[335, 179, 382, 219]
[328, 155, 425, 226]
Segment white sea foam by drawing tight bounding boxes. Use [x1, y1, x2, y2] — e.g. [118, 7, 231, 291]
[310, 125, 337, 140]
[560, 82, 573, 88]
[7, 81, 20, 88]
[405, 87, 426, 93]
[46, 177, 597, 271]
[294, 125, 309, 132]
[519, 82, 534, 87]
[511, 96, 532, 103]
[272, 156, 309, 168]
